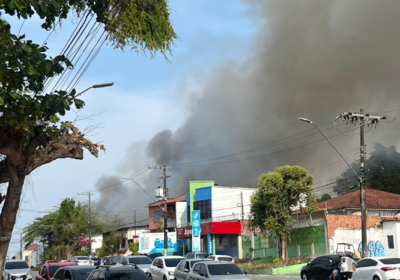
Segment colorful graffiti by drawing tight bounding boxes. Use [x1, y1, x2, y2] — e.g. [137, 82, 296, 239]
[357, 241, 385, 257]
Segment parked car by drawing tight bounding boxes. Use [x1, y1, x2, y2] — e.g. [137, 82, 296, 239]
[88, 265, 149, 280]
[351, 257, 400, 280]
[207, 255, 234, 263]
[35, 261, 76, 280]
[2, 260, 33, 280]
[174, 259, 211, 280]
[115, 256, 153, 274]
[148, 256, 185, 280]
[51, 265, 96, 280]
[187, 261, 250, 280]
[185, 253, 209, 259]
[300, 255, 355, 280]
[70, 256, 93, 266]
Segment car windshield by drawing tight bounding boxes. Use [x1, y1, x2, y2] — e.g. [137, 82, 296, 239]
[49, 266, 61, 277]
[5, 262, 29, 270]
[379, 258, 400, 264]
[165, 259, 184, 267]
[72, 268, 96, 280]
[195, 254, 208, 259]
[109, 272, 149, 280]
[128, 258, 152, 265]
[76, 257, 89, 260]
[207, 264, 243, 275]
[218, 258, 232, 262]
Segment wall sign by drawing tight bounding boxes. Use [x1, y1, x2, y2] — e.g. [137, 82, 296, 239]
[192, 210, 201, 252]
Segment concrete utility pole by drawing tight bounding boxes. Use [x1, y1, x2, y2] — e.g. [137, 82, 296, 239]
[77, 192, 94, 257]
[299, 110, 386, 258]
[149, 166, 171, 256]
[20, 232, 22, 260]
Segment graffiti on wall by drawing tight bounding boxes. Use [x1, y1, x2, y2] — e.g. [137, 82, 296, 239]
[359, 241, 385, 257]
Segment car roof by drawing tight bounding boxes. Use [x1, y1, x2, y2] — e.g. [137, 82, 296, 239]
[63, 265, 94, 271]
[186, 259, 211, 262]
[195, 261, 235, 265]
[49, 262, 76, 267]
[212, 255, 232, 258]
[362, 257, 399, 260]
[96, 266, 145, 272]
[156, 256, 185, 259]
[6, 260, 27, 263]
[127, 256, 151, 258]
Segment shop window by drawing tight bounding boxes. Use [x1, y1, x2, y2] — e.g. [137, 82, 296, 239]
[388, 235, 394, 249]
[228, 235, 237, 248]
[193, 199, 211, 220]
[154, 211, 161, 222]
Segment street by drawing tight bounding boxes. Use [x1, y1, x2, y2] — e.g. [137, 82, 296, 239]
[249, 274, 300, 280]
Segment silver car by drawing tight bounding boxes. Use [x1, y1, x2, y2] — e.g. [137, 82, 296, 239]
[2, 260, 33, 280]
[187, 261, 250, 280]
[116, 256, 153, 274]
[174, 259, 211, 280]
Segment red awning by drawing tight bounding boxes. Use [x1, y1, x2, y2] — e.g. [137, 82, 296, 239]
[176, 222, 241, 239]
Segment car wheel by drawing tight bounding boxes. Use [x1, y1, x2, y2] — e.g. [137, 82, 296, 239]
[373, 277, 380, 280]
[148, 274, 152, 280]
[301, 273, 308, 280]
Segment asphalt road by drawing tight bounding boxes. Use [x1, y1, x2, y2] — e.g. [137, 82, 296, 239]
[249, 274, 300, 280]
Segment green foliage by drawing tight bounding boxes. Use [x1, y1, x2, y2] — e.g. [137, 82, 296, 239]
[129, 241, 139, 255]
[334, 144, 400, 195]
[23, 197, 119, 259]
[98, 232, 120, 256]
[0, 0, 177, 146]
[248, 166, 317, 260]
[318, 193, 331, 203]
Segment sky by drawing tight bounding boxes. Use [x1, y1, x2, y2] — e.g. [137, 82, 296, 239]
[3, 0, 256, 257]
[4, 0, 400, 257]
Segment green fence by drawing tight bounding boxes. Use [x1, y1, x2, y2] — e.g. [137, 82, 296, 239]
[242, 225, 326, 259]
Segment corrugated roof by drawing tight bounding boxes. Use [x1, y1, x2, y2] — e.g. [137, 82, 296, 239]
[314, 189, 400, 212]
[148, 194, 186, 207]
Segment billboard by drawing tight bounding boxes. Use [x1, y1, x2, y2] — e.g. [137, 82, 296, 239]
[192, 210, 201, 252]
[139, 232, 177, 254]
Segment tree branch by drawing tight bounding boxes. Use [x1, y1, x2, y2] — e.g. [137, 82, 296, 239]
[0, 125, 98, 184]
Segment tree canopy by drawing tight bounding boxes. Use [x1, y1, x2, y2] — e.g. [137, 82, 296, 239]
[248, 165, 317, 261]
[23, 198, 121, 260]
[334, 144, 400, 195]
[0, 0, 176, 272]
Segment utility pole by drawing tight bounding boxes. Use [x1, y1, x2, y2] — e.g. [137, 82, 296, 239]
[134, 210, 136, 237]
[20, 232, 22, 260]
[77, 192, 94, 257]
[150, 165, 171, 256]
[240, 192, 244, 221]
[334, 109, 386, 258]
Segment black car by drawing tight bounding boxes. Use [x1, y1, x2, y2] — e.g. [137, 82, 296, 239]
[300, 255, 356, 280]
[52, 265, 96, 280]
[88, 265, 149, 280]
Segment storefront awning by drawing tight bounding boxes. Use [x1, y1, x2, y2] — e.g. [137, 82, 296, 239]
[177, 222, 241, 239]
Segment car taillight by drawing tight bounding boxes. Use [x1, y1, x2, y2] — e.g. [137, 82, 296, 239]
[76, 261, 81, 263]
[381, 267, 396, 272]
[347, 272, 352, 278]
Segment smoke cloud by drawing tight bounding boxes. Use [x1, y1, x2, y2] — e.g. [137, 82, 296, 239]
[95, 0, 400, 219]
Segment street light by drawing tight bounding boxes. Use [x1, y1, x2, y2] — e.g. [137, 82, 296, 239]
[297, 117, 361, 181]
[75, 82, 114, 98]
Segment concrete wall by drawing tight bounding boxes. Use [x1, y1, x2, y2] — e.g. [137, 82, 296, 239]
[176, 201, 187, 228]
[211, 187, 255, 221]
[383, 221, 400, 257]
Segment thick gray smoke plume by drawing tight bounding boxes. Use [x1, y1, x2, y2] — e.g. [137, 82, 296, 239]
[96, 0, 400, 218]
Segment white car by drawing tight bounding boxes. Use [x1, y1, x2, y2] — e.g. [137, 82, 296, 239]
[187, 261, 250, 280]
[352, 257, 400, 280]
[148, 256, 185, 280]
[207, 255, 234, 263]
[115, 255, 153, 274]
[174, 259, 212, 280]
[70, 256, 93, 265]
[2, 260, 33, 280]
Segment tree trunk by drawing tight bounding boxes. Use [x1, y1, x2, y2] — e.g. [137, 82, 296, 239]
[0, 167, 25, 277]
[277, 235, 288, 263]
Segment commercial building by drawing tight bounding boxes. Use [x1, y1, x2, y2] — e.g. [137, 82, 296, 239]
[148, 180, 256, 257]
